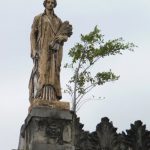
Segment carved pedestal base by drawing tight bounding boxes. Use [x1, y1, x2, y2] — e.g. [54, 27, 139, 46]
[29, 99, 70, 112]
[18, 107, 74, 150]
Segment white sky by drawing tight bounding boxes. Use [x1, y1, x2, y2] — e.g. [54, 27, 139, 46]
[0, 0, 150, 149]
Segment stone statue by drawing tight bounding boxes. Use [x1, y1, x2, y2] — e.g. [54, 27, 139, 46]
[29, 0, 72, 104]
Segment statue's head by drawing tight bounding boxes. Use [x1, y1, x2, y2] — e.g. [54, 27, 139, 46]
[43, 0, 57, 8]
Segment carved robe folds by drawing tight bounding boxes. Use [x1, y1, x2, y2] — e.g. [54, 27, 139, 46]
[29, 12, 72, 103]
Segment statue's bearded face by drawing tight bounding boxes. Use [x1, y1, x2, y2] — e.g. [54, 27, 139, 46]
[46, 0, 55, 10]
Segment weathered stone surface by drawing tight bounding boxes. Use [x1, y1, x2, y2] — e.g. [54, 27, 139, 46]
[29, 0, 72, 103]
[28, 107, 72, 120]
[18, 109, 150, 150]
[30, 143, 74, 150]
[96, 117, 118, 150]
[18, 107, 74, 150]
[18, 125, 25, 150]
[125, 120, 150, 150]
[63, 125, 72, 143]
[74, 117, 150, 150]
[29, 100, 70, 112]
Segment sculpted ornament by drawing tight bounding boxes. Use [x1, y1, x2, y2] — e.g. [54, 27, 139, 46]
[29, 0, 72, 104]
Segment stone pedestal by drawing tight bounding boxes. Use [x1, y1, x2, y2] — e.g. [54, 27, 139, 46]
[18, 107, 74, 150]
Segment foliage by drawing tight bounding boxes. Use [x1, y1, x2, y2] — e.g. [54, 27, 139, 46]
[64, 26, 136, 112]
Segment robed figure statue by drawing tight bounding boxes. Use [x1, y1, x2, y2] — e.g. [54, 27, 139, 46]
[29, 0, 72, 103]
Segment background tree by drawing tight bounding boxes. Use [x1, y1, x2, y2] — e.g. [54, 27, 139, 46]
[64, 26, 136, 113]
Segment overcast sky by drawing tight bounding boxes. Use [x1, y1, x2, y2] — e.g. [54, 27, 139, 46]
[0, 0, 150, 149]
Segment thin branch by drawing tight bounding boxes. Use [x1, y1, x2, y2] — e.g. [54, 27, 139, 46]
[76, 99, 92, 112]
[82, 56, 101, 74]
[65, 84, 74, 97]
[75, 85, 96, 110]
[76, 97, 104, 112]
[75, 84, 94, 102]
[72, 43, 88, 111]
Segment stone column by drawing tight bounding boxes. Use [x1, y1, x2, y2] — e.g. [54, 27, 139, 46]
[18, 107, 74, 150]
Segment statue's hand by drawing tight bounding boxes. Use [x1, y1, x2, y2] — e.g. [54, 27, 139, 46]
[55, 35, 68, 43]
[31, 52, 39, 64]
[31, 50, 39, 59]
[34, 53, 39, 60]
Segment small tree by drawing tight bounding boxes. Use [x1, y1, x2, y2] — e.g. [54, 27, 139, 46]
[64, 26, 135, 113]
